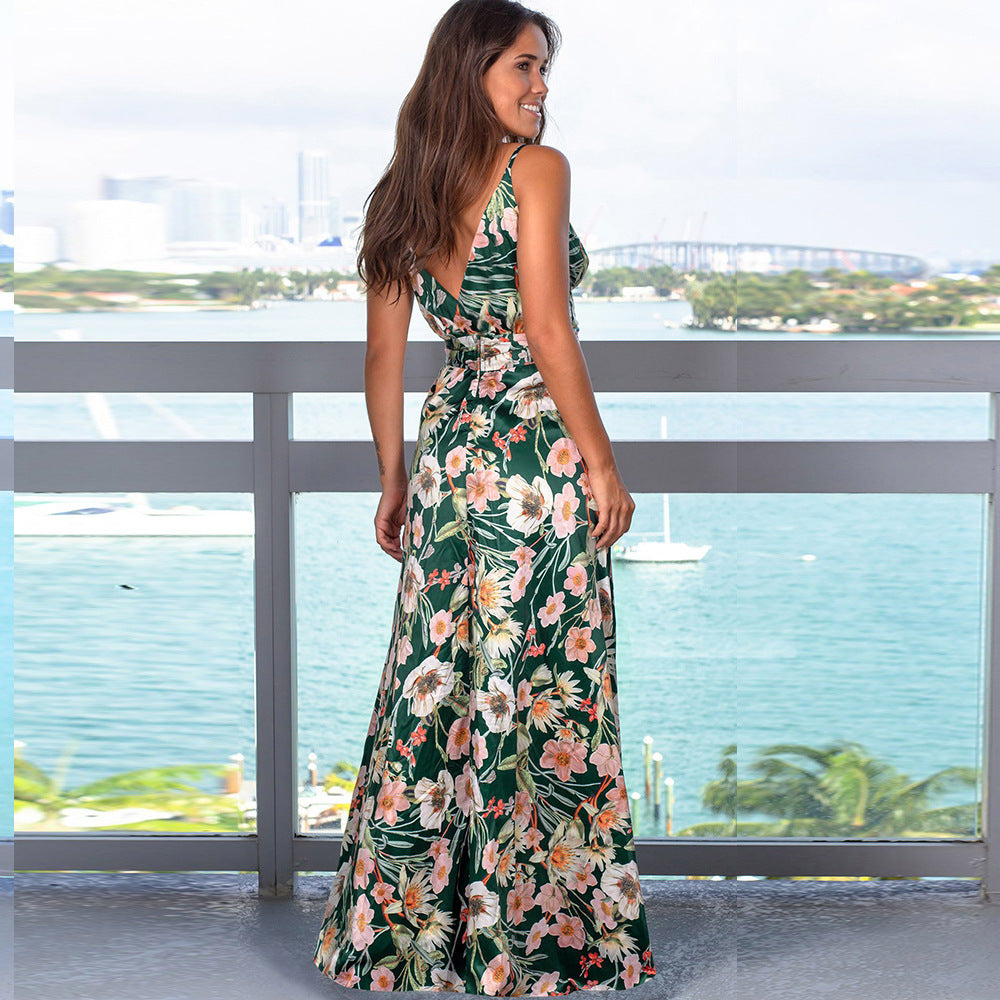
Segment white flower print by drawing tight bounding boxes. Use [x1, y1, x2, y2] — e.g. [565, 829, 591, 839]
[401, 655, 455, 717]
[505, 473, 553, 534]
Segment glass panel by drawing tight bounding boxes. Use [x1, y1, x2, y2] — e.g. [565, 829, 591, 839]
[296, 492, 404, 836]
[296, 490, 986, 844]
[733, 494, 985, 840]
[16, 392, 251, 440]
[14, 492, 255, 834]
[293, 392, 990, 441]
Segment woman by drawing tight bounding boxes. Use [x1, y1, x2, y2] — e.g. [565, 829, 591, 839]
[313, 1, 656, 993]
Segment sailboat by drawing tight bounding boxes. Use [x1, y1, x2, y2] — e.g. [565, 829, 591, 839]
[614, 416, 711, 563]
[15, 329, 254, 537]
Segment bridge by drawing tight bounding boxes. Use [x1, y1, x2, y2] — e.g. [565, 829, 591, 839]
[588, 241, 927, 278]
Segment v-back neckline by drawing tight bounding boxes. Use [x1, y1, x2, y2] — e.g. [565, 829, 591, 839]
[419, 143, 526, 307]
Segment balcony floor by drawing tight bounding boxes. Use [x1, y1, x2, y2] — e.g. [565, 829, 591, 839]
[11, 874, 999, 999]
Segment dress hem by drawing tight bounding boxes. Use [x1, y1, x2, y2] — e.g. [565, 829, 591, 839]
[312, 952, 657, 995]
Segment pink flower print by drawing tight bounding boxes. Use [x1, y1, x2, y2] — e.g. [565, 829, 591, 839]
[516, 678, 533, 709]
[350, 895, 376, 949]
[591, 742, 622, 779]
[552, 483, 581, 539]
[395, 633, 413, 665]
[513, 543, 534, 568]
[374, 777, 409, 826]
[540, 737, 589, 782]
[525, 916, 551, 954]
[523, 826, 544, 851]
[482, 952, 510, 996]
[623, 954, 643, 988]
[372, 880, 394, 904]
[608, 775, 631, 817]
[500, 205, 518, 240]
[551, 913, 586, 950]
[466, 467, 502, 513]
[370, 965, 396, 991]
[538, 591, 566, 627]
[446, 716, 471, 759]
[592, 888, 617, 929]
[565, 625, 596, 663]
[431, 852, 453, 893]
[475, 369, 506, 400]
[511, 564, 531, 602]
[532, 971, 560, 995]
[456, 761, 484, 815]
[335, 967, 360, 987]
[472, 730, 489, 766]
[547, 436, 582, 476]
[564, 564, 588, 596]
[482, 838, 500, 874]
[352, 847, 375, 888]
[410, 513, 425, 550]
[471, 216, 490, 256]
[534, 881, 566, 916]
[429, 835, 450, 860]
[566, 860, 597, 893]
[428, 609, 456, 646]
[445, 446, 468, 477]
[585, 594, 603, 629]
[506, 878, 536, 925]
[512, 789, 532, 829]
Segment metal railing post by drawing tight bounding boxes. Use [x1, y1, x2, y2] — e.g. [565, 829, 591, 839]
[982, 392, 1000, 903]
[253, 392, 298, 896]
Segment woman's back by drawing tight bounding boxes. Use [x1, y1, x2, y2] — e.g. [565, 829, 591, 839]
[412, 142, 589, 348]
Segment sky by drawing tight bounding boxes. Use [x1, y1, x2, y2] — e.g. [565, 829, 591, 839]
[11, 0, 1000, 264]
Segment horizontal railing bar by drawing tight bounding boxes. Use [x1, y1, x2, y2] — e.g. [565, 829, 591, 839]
[12, 834, 984, 879]
[294, 836, 986, 879]
[14, 834, 259, 871]
[13, 440, 994, 493]
[13, 340, 1000, 393]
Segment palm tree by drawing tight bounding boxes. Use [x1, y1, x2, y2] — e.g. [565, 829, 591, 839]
[15, 741, 244, 832]
[683, 740, 978, 837]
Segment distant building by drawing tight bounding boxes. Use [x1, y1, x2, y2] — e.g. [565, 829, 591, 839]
[298, 150, 341, 247]
[167, 180, 242, 244]
[621, 285, 657, 299]
[64, 200, 167, 267]
[1, 189, 13, 240]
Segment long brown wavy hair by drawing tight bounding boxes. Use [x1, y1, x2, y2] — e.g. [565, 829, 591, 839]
[358, 0, 562, 303]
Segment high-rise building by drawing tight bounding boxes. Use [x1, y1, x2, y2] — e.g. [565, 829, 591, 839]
[298, 150, 340, 246]
[1, 190, 13, 240]
[167, 180, 242, 244]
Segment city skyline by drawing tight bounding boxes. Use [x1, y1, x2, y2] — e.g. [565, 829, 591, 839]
[11, 0, 1000, 264]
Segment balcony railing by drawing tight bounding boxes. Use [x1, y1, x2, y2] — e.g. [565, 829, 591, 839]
[9, 337, 1000, 902]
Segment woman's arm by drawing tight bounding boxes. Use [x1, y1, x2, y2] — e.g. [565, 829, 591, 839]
[365, 278, 413, 561]
[514, 145, 635, 551]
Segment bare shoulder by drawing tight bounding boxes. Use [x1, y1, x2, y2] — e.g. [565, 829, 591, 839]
[511, 143, 571, 200]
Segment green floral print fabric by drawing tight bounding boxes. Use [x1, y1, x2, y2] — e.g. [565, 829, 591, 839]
[313, 142, 656, 995]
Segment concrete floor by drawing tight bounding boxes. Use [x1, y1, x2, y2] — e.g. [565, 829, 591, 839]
[11, 874, 999, 999]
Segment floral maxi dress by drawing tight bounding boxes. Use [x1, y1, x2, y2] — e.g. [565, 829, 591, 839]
[312, 142, 657, 995]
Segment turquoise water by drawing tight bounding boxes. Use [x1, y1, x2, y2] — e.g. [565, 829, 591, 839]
[12, 304, 992, 837]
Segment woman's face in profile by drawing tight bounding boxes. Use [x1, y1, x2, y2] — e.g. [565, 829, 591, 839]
[483, 22, 550, 141]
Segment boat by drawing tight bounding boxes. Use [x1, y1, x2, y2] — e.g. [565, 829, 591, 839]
[14, 493, 253, 536]
[14, 327, 254, 536]
[613, 416, 711, 563]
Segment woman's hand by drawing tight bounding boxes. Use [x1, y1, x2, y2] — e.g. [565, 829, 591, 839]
[586, 464, 635, 550]
[374, 482, 409, 562]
